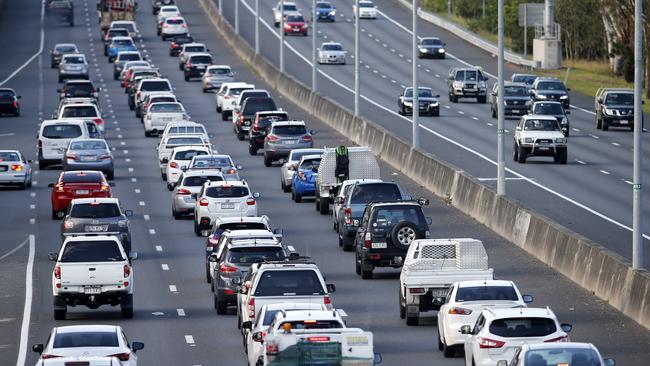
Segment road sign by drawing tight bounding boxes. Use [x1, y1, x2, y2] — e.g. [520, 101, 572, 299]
[518, 3, 544, 27]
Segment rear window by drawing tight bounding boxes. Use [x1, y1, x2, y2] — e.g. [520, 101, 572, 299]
[272, 125, 306, 135]
[190, 156, 232, 168]
[61, 172, 103, 183]
[168, 126, 205, 135]
[287, 15, 305, 22]
[150, 97, 176, 104]
[167, 18, 184, 24]
[205, 186, 249, 198]
[226, 247, 286, 264]
[42, 124, 82, 139]
[244, 99, 277, 114]
[219, 222, 267, 231]
[0, 151, 20, 161]
[60, 240, 124, 262]
[150, 103, 183, 113]
[184, 46, 205, 53]
[114, 23, 135, 32]
[350, 184, 401, 204]
[69, 140, 107, 150]
[174, 150, 208, 160]
[279, 320, 343, 329]
[254, 269, 325, 296]
[167, 137, 204, 145]
[118, 53, 141, 61]
[299, 159, 320, 171]
[0, 90, 15, 100]
[112, 39, 134, 47]
[70, 203, 121, 218]
[489, 317, 557, 338]
[455, 286, 519, 302]
[140, 81, 171, 92]
[64, 83, 94, 95]
[62, 106, 98, 118]
[537, 81, 566, 91]
[208, 68, 232, 75]
[190, 55, 212, 64]
[241, 92, 269, 101]
[53, 331, 119, 348]
[524, 348, 603, 366]
[63, 56, 85, 64]
[108, 29, 129, 37]
[373, 206, 425, 227]
[182, 175, 223, 187]
[55, 45, 78, 52]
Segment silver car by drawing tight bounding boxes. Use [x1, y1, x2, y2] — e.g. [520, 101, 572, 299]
[62, 139, 114, 179]
[317, 42, 346, 64]
[0, 150, 32, 189]
[58, 54, 89, 82]
[201, 65, 235, 93]
[187, 154, 242, 181]
[171, 170, 225, 219]
[263, 121, 316, 167]
[280, 148, 324, 192]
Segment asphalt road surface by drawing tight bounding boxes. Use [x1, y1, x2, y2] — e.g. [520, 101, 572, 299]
[1, 1, 649, 365]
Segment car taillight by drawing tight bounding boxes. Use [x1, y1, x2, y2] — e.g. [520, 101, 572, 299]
[307, 336, 330, 342]
[41, 354, 62, 359]
[344, 208, 352, 224]
[65, 153, 77, 161]
[13, 101, 18, 108]
[364, 232, 372, 248]
[409, 288, 425, 294]
[301, 135, 312, 142]
[169, 161, 178, 169]
[11, 164, 23, 171]
[448, 307, 472, 315]
[253, 125, 260, 131]
[176, 188, 191, 195]
[100, 184, 110, 191]
[477, 337, 505, 349]
[99, 154, 111, 160]
[199, 198, 209, 206]
[266, 134, 279, 142]
[37, 139, 42, 148]
[545, 335, 569, 343]
[182, 23, 188, 28]
[56, 184, 64, 192]
[248, 297, 255, 318]
[324, 295, 331, 305]
[54, 266, 61, 279]
[298, 171, 305, 180]
[92, 117, 103, 126]
[266, 342, 278, 355]
[224, 95, 232, 99]
[186, 62, 192, 68]
[171, 42, 177, 47]
[63, 220, 74, 229]
[219, 264, 237, 273]
[246, 197, 256, 206]
[163, 23, 169, 28]
[226, 169, 237, 174]
[109, 352, 130, 361]
[123, 264, 130, 278]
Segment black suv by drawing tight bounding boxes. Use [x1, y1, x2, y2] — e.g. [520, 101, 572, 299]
[58, 80, 100, 100]
[248, 111, 288, 155]
[354, 200, 430, 279]
[531, 101, 570, 136]
[595, 89, 636, 131]
[168, 34, 194, 56]
[183, 53, 213, 81]
[489, 82, 531, 118]
[530, 77, 570, 109]
[233, 97, 277, 141]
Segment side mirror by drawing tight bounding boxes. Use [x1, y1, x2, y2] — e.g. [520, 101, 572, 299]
[566, 87, 571, 91]
[32, 344, 44, 354]
[603, 358, 616, 366]
[309, 129, 317, 135]
[426, 217, 433, 225]
[96, 87, 101, 92]
[515, 126, 522, 131]
[129, 252, 139, 260]
[132, 341, 144, 352]
[326, 283, 336, 293]
[242, 321, 252, 330]
[564, 110, 571, 114]
[48, 183, 55, 188]
[373, 353, 382, 364]
[417, 198, 429, 206]
[496, 361, 508, 366]
[124, 209, 133, 217]
[108, 182, 116, 187]
[180, 166, 187, 172]
[236, 164, 243, 170]
[56, 88, 62, 93]
[560, 323, 573, 333]
[460, 325, 472, 334]
[17, 95, 22, 99]
[27, 159, 33, 163]
[208, 132, 216, 138]
[253, 192, 260, 198]
[273, 228, 283, 236]
[289, 252, 300, 258]
[522, 294, 534, 303]
[48, 253, 58, 261]
[352, 219, 360, 227]
[208, 254, 219, 262]
[252, 331, 264, 343]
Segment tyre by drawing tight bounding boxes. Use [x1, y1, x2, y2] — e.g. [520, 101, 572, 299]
[202, 88, 207, 93]
[399, 290, 406, 319]
[315, 196, 321, 211]
[293, 189, 302, 203]
[184, 74, 190, 82]
[121, 296, 134, 319]
[215, 292, 227, 315]
[179, 63, 183, 71]
[406, 314, 419, 326]
[52, 210, 60, 220]
[263, 153, 272, 167]
[237, 132, 245, 141]
[161, 171, 166, 180]
[513, 144, 519, 162]
[478, 96, 487, 104]
[602, 118, 609, 131]
[221, 111, 228, 121]
[249, 145, 257, 156]
[58, 76, 63, 83]
[442, 339, 455, 357]
[432, 109, 440, 117]
[194, 221, 202, 236]
[437, 329, 444, 351]
[206, 264, 212, 283]
[54, 308, 66, 320]
[38, 159, 47, 170]
[318, 197, 329, 215]
[217, 105, 222, 113]
[341, 234, 353, 252]
[354, 253, 361, 274]
[557, 149, 568, 165]
[517, 145, 527, 163]
[390, 222, 421, 250]
[450, 94, 457, 103]
[128, 99, 134, 110]
[172, 207, 181, 219]
[282, 180, 291, 193]
[106, 171, 114, 180]
[144, 130, 151, 137]
[113, 73, 118, 80]
[360, 257, 373, 279]
[53, 296, 66, 320]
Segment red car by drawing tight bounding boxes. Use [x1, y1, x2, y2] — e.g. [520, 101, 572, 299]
[283, 13, 308, 36]
[48, 171, 114, 219]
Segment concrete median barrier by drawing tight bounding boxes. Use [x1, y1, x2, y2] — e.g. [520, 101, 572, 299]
[196, 0, 650, 331]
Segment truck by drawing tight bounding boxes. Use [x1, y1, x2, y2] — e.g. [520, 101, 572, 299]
[262, 328, 381, 366]
[398, 238, 494, 326]
[97, 0, 136, 33]
[315, 146, 380, 215]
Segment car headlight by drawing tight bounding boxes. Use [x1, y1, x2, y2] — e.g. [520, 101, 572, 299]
[537, 94, 547, 99]
[429, 101, 439, 107]
[403, 101, 412, 107]
[560, 95, 569, 99]
[603, 108, 614, 115]
[525, 100, 532, 106]
[438, 48, 445, 53]
[453, 81, 462, 88]
[478, 81, 486, 88]
[329, 10, 336, 15]
[524, 137, 533, 143]
[561, 117, 568, 124]
[555, 138, 566, 143]
[419, 47, 427, 53]
[118, 220, 128, 227]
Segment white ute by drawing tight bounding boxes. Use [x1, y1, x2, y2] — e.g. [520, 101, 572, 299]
[398, 238, 494, 325]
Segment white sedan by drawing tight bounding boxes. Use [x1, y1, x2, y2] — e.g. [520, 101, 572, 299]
[0, 150, 32, 189]
[317, 42, 347, 64]
[353, 0, 377, 19]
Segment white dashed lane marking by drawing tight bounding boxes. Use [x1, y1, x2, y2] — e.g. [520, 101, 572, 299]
[155, 245, 163, 252]
[169, 285, 177, 292]
[161, 264, 169, 271]
[177, 308, 186, 316]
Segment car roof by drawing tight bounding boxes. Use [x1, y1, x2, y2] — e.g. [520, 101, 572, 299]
[369, 201, 420, 208]
[111, 36, 133, 41]
[63, 103, 97, 108]
[165, 134, 206, 140]
[321, 41, 342, 46]
[183, 42, 206, 47]
[189, 52, 212, 58]
[117, 50, 140, 55]
[54, 43, 77, 47]
[223, 82, 254, 88]
[206, 180, 248, 187]
[54, 325, 118, 334]
[62, 53, 85, 58]
[525, 342, 596, 351]
[257, 110, 287, 116]
[63, 235, 121, 243]
[171, 145, 210, 153]
[71, 197, 120, 205]
[68, 138, 106, 144]
[522, 114, 560, 121]
[224, 229, 275, 237]
[503, 81, 527, 87]
[272, 120, 306, 127]
[485, 307, 556, 319]
[456, 280, 515, 288]
[264, 303, 327, 311]
[228, 239, 281, 248]
[342, 178, 381, 187]
[160, 5, 179, 10]
[166, 16, 185, 21]
[299, 154, 322, 161]
[404, 86, 432, 91]
[111, 20, 135, 25]
[421, 36, 441, 40]
[41, 119, 86, 126]
[207, 64, 231, 69]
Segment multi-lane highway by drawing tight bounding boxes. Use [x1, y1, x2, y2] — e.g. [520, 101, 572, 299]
[1, 0, 650, 365]
[218, 0, 650, 267]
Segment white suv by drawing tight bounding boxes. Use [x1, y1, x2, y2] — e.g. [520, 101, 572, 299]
[436, 280, 533, 358]
[194, 180, 260, 235]
[514, 115, 568, 164]
[215, 82, 255, 118]
[462, 307, 572, 366]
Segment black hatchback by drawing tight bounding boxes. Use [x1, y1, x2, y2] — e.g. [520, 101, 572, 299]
[0, 89, 21, 117]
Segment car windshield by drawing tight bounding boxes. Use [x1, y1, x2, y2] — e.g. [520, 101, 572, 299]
[0, 152, 20, 161]
[287, 15, 305, 22]
[533, 103, 564, 115]
[605, 93, 634, 105]
[191, 157, 232, 168]
[537, 81, 566, 91]
[190, 55, 212, 64]
[421, 38, 442, 46]
[185, 46, 205, 52]
[167, 18, 185, 24]
[167, 137, 204, 145]
[209, 68, 232, 75]
[64, 84, 94, 96]
[114, 23, 135, 32]
[108, 30, 128, 37]
[69, 140, 107, 150]
[61, 172, 103, 183]
[405, 88, 433, 98]
[62, 106, 98, 118]
[351, 184, 401, 204]
[226, 247, 286, 264]
[60, 240, 124, 262]
[150, 97, 176, 104]
[56, 45, 77, 53]
[182, 175, 223, 186]
[112, 39, 134, 47]
[64, 56, 85, 64]
[316, 2, 331, 8]
[489, 317, 557, 337]
[513, 75, 537, 84]
[523, 119, 560, 131]
[282, 4, 297, 11]
[322, 44, 342, 51]
[455, 286, 519, 302]
[118, 53, 141, 61]
[524, 348, 602, 366]
[273, 125, 306, 136]
[150, 103, 183, 113]
[504, 86, 529, 96]
[206, 185, 249, 198]
[360, 2, 374, 7]
[174, 150, 208, 160]
[455, 70, 479, 81]
[42, 125, 82, 139]
[373, 206, 424, 227]
[299, 159, 321, 171]
[70, 203, 121, 218]
[140, 81, 171, 91]
[254, 270, 325, 296]
[0, 90, 15, 100]
[53, 332, 119, 348]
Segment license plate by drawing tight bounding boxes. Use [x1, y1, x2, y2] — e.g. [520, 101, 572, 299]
[84, 286, 101, 294]
[161, 117, 173, 121]
[293, 28, 300, 31]
[619, 120, 628, 124]
[221, 203, 235, 209]
[537, 146, 550, 151]
[372, 242, 387, 249]
[75, 190, 89, 195]
[85, 225, 108, 232]
[81, 156, 95, 161]
[511, 109, 520, 114]
[197, 66, 206, 70]
[285, 139, 298, 144]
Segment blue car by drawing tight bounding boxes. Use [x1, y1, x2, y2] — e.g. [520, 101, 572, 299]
[314, 1, 336, 22]
[107, 37, 137, 63]
[291, 154, 322, 203]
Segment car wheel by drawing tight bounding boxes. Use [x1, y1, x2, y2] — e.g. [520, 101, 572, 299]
[194, 221, 202, 236]
[215, 291, 227, 315]
[202, 87, 207, 93]
[53, 307, 66, 320]
[319, 197, 329, 215]
[58, 76, 63, 83]
[354, 252, 361, 275]
[315, 196, 321, 211]
[390, 222, 421, 250]
[113, 73, 118, 80]
[184, 74, 190, 82]
[442, 340, 455, 357]
[602, 118, 609, 131]
[517, 145, 527, 163]
[451, 94, 457, 103]
[51, 210, 60, 220]
[293, 189, 302, 203]
[437, 328, 444, 351]
[342, 234, 353, 252]
[249, 145, 257, 156]
[221, 111, 228, 121]
[513, 144, 519, 161]
[106, 171, 114, 180]
[237, 132, 245, 141]
[38, 159, 47, 170]
[406, 314, 419, 326]
[478, 96, 487, 104]
[399, 290, 406, 319]
[167, 183, 174, 191]
[121, 295, 134, 319]
[557, 149, 568, 165]
[206, 264, 212, 283]
[179, 63, 183, 71]
[263, 153, 272, 167]
[217, 105, 222, 113]
[161, 171, 166, 180]
[173, 207, 181, 220]
[361, 261, 373, 279]
[144, 130, 151, 137]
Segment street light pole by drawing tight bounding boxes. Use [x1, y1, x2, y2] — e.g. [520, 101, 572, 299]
[255, 0, 260, 54]
[354, 0, 360, 115]
[235, 0, 239, 34]
[633, 0, 644, 270]
[218, 0, 222, 16]
[312, 0, 317, 91]
[412, 0, 419, 149]
[280, 1, 285, 73]
[497, 0, 505, 195]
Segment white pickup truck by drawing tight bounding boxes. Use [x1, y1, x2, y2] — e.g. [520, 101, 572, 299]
[398, 238, 494, 325]
[263, 328, 381, 366]
[49, 235, 137, 320]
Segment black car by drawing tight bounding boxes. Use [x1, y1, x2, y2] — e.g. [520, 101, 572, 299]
[168, 34, 194, 56]
[417, 37, 445, 59]
[531, 101, 570, 136]
[489, 82, 531, 118]
[57, 80, 100, 100]
[152, 0, 176, 14]
[354, 200, 430, 279]
[398, 87, 440, 116]
[48, 0, 74, 27]
[0, 88, 21, 116]
[183, 53, 213, 81]
[248, 111, 289, 155]
[596, 89, 637, 131]
[233, 97, 277, 140]
[530, 77, 570, 109]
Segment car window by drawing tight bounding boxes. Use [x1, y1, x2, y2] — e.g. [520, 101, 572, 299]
[174, 150, 207, 160]
[287, 15, 305, 22]
[150, 103, 183, 113]
[474, 314, 486, 333]
[421, 38, 442, 46]
[316, 2, 331, 8]
[70, 203, 121, 218]
[359, 2, 374, 7]
[523, 119, 560, 131]
[273, 125, 306, 136]
[455, 286, 519, 302]
[209, 68, 232, 75]
[182, 175, 223, 186]
[0, 151, 20, 161]
[220, 222, 267, 231]
[243, 99, 276, 113]
[65, 83, 94, 95]
[190, 156, 232, 168]
[140, 81, 171, 92]
[537, 81, 566, 91]
[226, 247, 285, 264]
[184, 46, 205, 52]
[299, 159, 321, 171]
[524, 348, 602, 365]
[0, 90, 15, 100]
[69, 140, 107, 150]
[229, 87, 251, 96]
[533, 103, 564, 115]
[62, 106, 98, 118]
[151, 97, 176, 104]
[282, 4, 297, 11]
[60, 240, 124, 262]
[112, 39, 134, 47]
[350, 184, 401, 204]
[53, 332, 119, 348]
[605, 93, 633, 105]
[322, 44, 343, 51]
[56, 45, 78, 53]
[372, 206, 424, 227]
[118, 53, 141, 61]
[254, 269, 325, 296]
[167, 18, 185, 24]
[61, 172, 103, 183]
[167, 137, 204, 145]
[42, 124, 82, 139]
[489, 317, 557, 337]
[504, 86, 528, 97]
[405, 88, 433, 98]
[63, 56, 85, 64]
[455, 70, 478, 81]
[205, 186, 249, 198]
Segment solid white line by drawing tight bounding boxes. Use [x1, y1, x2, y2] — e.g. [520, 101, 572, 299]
[177, 308, 186, 316]
[184, 335, 195, 344]
[0, 1, 44, 87]
[14, 235, 34, 366]
[161, 264, 169, 271]
[169, 285, 177, 292]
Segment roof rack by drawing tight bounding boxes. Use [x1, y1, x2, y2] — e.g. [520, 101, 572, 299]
[258, 256, 315, 265]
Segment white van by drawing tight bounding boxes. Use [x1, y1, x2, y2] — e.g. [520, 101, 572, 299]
[38, 119, 90, 169]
